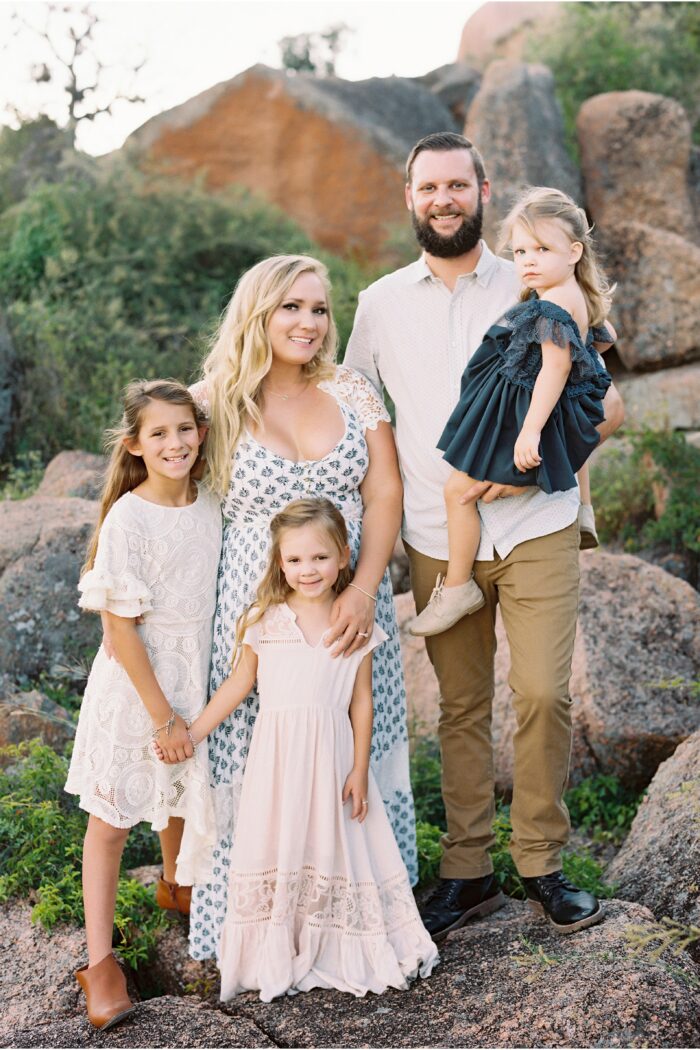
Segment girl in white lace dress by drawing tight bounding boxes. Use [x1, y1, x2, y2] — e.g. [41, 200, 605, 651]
[161, 499, 437, 1001]
[65, 380, 220, 1030]
[186, 255, 418, 961]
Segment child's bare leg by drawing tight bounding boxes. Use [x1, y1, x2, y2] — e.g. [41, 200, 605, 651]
[83, 815, 129, 966]
[444, 469, 481, 587]
[577, 461, 591, 505]
[158, 816, 185, 884]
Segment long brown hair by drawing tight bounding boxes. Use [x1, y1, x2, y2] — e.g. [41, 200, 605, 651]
[498, 186, 615, 326]
[233, 498, 352, 666]
[82, 379, 207, 574]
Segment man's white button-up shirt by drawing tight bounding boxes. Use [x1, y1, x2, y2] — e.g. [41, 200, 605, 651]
[344, 244, 580, 561]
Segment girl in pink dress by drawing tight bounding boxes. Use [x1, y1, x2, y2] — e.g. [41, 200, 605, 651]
[159, 498, 437, 1002]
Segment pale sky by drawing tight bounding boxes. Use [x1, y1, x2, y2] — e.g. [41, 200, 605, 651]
[0, 0, 483, 155]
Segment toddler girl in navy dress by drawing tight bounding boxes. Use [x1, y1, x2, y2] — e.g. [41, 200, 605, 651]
[410, 187, 616, 638]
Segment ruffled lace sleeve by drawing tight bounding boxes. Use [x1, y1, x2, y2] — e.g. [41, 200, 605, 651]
[320, 365, 391, 432]
[189, 380, 211, 421]
[502, 298, 599, 384]
[78, 508, 153, 617]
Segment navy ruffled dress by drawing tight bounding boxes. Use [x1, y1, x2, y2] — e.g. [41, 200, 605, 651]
[437, 296, 613, 494]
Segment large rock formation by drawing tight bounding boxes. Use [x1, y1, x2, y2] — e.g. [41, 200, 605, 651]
[397, 552, 700, 792]
[578, 92, 700, 373]
[457, 3, 563, 69]
[614, 362, 700, 430]
[0, 687, 74, 754]
[465, 60, 580, 245]
[607, 730, 700, 963]
[124, 65, 457, 257]
[415, 63, 482, 125]
[6, 897, 699, 1048]
[35, 450, 105, 500]
[0, 496, 100, 679]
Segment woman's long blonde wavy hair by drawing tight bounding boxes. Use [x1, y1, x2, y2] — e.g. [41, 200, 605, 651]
[201, 255, 338, 498]
[498, 186, 615, 327]
[232, 499, 352, 667]
[82, 379, 206, 574]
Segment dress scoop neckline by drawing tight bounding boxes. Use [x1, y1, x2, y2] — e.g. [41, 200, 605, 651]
[126, 485, 201, 510]
[244, 380, 349, 465]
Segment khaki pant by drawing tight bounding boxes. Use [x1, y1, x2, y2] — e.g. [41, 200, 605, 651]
[405, 522, 580, 879]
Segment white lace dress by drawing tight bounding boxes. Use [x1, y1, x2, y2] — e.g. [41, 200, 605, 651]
[65, 487, 220, 868]
[218, 604, 437, 1002]
[186, 365, 418, 961]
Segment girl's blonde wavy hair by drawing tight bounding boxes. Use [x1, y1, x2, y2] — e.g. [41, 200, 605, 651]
[232, 498, 352, 667]
[83, 379, 206, 574]
[498, 186, 615, 327]
[201, 255, 338, 498]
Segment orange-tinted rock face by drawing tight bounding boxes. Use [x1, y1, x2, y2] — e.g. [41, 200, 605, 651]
[138, 71, 408, 258]
[457, 2, 561, 68]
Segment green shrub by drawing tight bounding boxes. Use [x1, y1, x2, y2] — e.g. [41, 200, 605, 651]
[565, 774, 642, 845]
[528, 2, 700, 153]
[0, 166, 369, 461]
[0, 740, 166, 968]
[415, 821, 444, 885]
[410, 738, 446, 828]
[0, 450, 45, 499]
[590, 442, 655, 547]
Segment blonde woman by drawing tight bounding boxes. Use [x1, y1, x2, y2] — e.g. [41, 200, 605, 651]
[185, 255, 417, 962]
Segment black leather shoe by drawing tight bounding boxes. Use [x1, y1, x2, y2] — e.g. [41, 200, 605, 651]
[419, 875, 506, 943]
[522, 870, 604, 934]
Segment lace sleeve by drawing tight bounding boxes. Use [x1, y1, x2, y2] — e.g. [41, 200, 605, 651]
[78, 510, 153, 617]
[189, 380, 211, 421]
[590, 323, 615, 346]
[324, 365, 391, 431]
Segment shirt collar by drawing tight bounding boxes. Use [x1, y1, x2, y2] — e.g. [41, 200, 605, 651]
[409, 241, 501, 289]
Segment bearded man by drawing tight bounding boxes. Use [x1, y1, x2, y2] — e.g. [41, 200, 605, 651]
[345, 131, 624, 940]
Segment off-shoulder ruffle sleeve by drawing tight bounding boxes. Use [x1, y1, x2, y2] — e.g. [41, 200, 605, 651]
[501, 297, 599, 385]
[78, 567, 153, 617]
[589, 323, 615, 346]
[319, 365, 391, 432]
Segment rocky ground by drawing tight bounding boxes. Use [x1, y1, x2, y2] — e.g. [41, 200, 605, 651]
[2, 897, 700, 1049]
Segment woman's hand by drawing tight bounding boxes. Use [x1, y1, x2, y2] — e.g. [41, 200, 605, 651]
[514, 428, 542, 473]
[342, 767, 370, 823]
[325, 585, 375, 658]
[152, 712, 194, 764]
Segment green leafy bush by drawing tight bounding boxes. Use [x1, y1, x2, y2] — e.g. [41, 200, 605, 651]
[0, 166, 369, 461]
[565, 774, 642, 845]
[0, 450, 45, 499]
[415, 821, 444, 885]
[529, 2, 700, 153]
[591, 431, 700, 586]
[0, 740, 166, 968]
[410, 738, 446, 828]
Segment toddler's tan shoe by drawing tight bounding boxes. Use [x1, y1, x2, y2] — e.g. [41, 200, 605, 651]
[578, 503, 599, 550]
[409, 574, 485, 637]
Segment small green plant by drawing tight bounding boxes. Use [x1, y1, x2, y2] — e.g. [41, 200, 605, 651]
[0, 450, 45, 499]
[565, 774, 642, 845]
[0, 740, 166, 968]
[415, 821, 443, 885]
[410, 738, 445, 828]
[589, 442, 655, 548]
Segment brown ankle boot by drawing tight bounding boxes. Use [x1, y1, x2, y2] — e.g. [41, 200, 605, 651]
[75, 953, 136, 1030]
[156, 875, 191, 915]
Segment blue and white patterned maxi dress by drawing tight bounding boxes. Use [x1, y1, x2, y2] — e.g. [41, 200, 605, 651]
[188, 365, 418, 961]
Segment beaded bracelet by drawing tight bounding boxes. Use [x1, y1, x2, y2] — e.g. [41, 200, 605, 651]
[348, 582, 377, 603]
[151, 711, 175, 739]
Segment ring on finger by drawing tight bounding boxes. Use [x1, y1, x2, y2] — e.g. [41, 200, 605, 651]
[361, 800, 368, 807]
[357, 631, 369, 638]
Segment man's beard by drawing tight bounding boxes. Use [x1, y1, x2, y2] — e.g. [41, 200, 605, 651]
[411, 198, 484, 258]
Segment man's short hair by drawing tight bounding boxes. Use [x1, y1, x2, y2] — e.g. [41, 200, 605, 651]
[405, 132, 487, 188]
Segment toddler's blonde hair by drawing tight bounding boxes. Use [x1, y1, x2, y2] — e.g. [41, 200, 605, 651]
[498, 186, 614, 326]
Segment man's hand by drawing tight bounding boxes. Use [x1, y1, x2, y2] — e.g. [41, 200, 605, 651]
[513, 428, 542, 473]
[458, 479, 532, 504]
